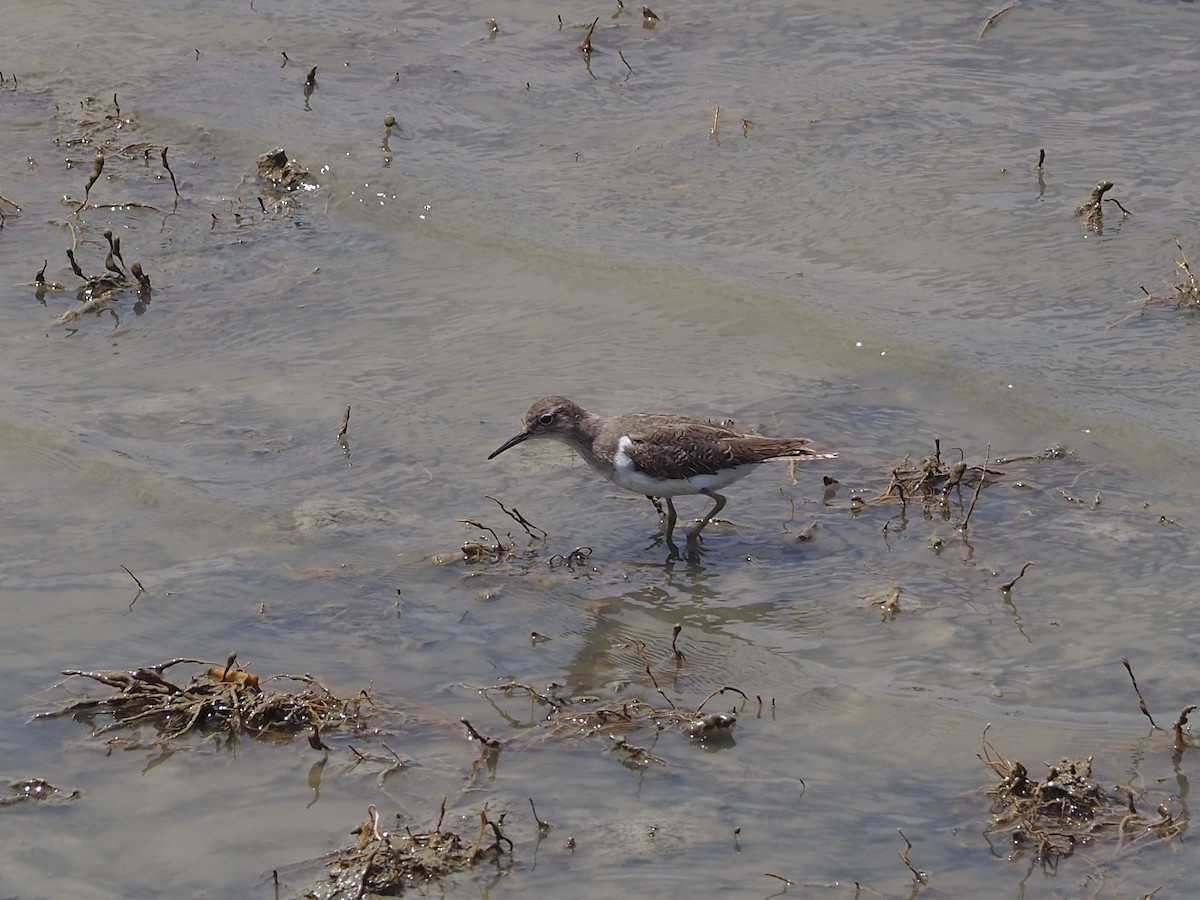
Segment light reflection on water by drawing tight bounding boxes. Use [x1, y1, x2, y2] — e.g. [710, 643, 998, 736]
[1, 0, 1198, 896]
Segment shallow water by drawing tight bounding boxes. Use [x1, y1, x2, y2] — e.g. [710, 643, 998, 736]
[2, 1, 1199, 897]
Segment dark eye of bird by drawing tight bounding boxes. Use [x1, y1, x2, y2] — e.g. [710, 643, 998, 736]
[538, 412, 555, 426]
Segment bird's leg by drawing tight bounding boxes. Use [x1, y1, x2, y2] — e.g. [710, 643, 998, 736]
[663, 497, 679, 543]
[655, 498, 681, 559]
[688, 489, 727, 539]
[646, 495, 665, 518]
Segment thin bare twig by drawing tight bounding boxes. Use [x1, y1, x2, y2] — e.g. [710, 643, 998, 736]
[695, 685, 749, 713]
[160, 147, 180, 198]
[897, 829, 928, 884]
[120, 564, 145, 592]
[1122, 657, 1159, 730]
[1173, 706, 1195, 753]
[978, 1, 1017, 41]
[460, 718, 502, 748]
[458, 519, 505, 551]
[670, 623, 685, 664]
[1000, 561, 1034, 592]
[961, 444, 991, 531]
[486, 495, 547, 539]
[76, 154, 105, 213]
[577, 16, 599, 54]
[631, 639, 675, 709]
[1105, 197, 1132, 216]
[529, 797, 552, 835]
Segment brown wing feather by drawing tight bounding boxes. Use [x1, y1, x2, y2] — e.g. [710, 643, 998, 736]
[622, 418, 814, 480]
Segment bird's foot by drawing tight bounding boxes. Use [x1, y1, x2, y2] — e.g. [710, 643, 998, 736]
[664, 534, 682, 561]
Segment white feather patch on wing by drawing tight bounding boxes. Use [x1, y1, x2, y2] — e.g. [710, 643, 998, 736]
[610, 435, 754, 497]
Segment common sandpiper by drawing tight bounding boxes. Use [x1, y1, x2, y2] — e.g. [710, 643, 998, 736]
[488, 396, 836, 551]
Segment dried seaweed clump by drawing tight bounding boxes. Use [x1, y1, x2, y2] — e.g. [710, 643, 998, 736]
[1108, 239, 1200, 328]
[1143, 238, 1200, 310]
[875, 440, 1006, 520]
[257, 147, 316, 193]
[980, 733, 1185, 862]
[869, 441, 1072, 525]
[1074, 180, 1130, 235]
[0, 778, 79, 808]
[479, 680, 742, 768]
[54, 237, 152, 325]
[440, 497, 550, 567]
[37, 655, 374, 746]
[307, 801, 512, 899]
[1075, 180, 1114, 233]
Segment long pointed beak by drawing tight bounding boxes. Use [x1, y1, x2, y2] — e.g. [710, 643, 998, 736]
[488, 430, 530, 459]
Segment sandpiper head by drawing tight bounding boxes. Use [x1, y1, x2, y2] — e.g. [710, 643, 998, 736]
[488, 395, 587, 459]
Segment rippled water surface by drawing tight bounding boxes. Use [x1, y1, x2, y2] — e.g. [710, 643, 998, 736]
[2, 1, 1199, 897]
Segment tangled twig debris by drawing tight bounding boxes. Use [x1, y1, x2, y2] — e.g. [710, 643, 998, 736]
[317, 800, 514, 897]
[980, 726, 1186, 863]
[37, 655, 377, 746]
